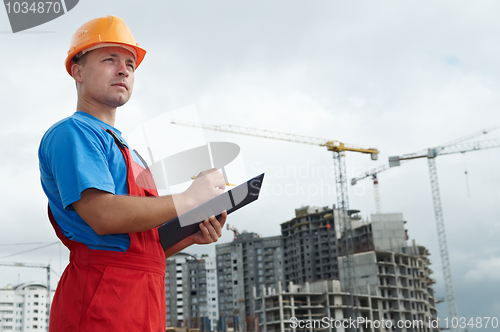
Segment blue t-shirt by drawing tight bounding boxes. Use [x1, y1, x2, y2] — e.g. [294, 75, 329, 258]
[39, 111, 144, 252]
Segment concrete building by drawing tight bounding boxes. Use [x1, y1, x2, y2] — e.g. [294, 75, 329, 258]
[0, 282, 55, 332]
[281, 206, 341, 285]
[336, 244, 438, 332]
[339, 213, 408, 256]
[165, 253, 219, 330]
[216, 232, 283, 331]
[255, 276, 438, 332]
[255, 279, 385, 332]
[255, 212, 438, 332]
[338, 213, 438, 331]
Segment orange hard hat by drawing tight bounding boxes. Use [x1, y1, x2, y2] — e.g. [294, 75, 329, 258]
[65, 16, 146, 76]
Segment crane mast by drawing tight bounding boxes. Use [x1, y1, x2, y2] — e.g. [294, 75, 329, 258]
[372, 175, 381, 214]
[172, 120, 380, 326]
[427, 156, 459, 324]
[389, 138, 500, 330]
[332, 151, 356, 318]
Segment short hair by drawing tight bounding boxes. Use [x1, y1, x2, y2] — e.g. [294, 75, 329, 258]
[73, 50, 90, 67]
[73, 51, 91, 87]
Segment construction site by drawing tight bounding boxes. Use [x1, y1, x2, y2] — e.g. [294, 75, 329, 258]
[0, 121, 500, 332]
[2, 122, 497, 332]
[1, 3, 499, 332]
[162, 121, 500, 332]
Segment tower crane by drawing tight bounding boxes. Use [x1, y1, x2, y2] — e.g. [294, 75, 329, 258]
[171, 120, 380, 324]
[351, 123, 500, 213]
[351, 163, 391, 214]
[0, 261, 58, 332]
[226, 223, 240, 241]
[389, 138, 500, 329]
[351, 135, 500, 331]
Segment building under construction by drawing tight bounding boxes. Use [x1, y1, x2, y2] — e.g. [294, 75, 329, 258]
[163, 206, 438, 332]
[281, 206, 341, 285]
[253, 208, 438, 332]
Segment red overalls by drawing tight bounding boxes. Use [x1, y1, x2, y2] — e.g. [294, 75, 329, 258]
[48, 130, 166, 332]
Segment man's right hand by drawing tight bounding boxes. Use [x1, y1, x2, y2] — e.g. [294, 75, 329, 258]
[176, 168, 226, 213]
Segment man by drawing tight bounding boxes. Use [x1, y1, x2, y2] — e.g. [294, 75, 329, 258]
[38, 16, 227, 331]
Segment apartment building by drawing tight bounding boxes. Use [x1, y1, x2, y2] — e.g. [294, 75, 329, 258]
[165, 253, 218, 330]
[0, 282, 55, 331]
[216, 232, 283, 331]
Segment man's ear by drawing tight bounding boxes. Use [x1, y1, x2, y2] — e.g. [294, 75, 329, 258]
[71, 63, 84, 84]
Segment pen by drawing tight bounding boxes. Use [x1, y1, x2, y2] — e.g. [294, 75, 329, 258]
[191, 176, 236, 186]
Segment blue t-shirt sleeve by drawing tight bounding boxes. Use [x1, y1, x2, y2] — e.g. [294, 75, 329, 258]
[43, 119, 116, 210]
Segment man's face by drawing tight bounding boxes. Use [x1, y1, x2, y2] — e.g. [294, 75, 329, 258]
[75, 46, 136, 108]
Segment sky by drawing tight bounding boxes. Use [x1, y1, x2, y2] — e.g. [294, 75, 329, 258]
[1, 0, 500, 327]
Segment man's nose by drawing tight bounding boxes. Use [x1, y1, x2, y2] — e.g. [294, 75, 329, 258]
[117, 62, 130, 77]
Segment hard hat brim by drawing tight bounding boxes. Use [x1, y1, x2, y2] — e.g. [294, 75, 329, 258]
[65, 42, 146, 76]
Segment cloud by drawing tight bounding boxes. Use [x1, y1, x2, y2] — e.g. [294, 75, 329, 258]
[1, 0, 500, 321]
[464, 257, 500, 282]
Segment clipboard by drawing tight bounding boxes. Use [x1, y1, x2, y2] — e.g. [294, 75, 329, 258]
[158, 173, 265, 250]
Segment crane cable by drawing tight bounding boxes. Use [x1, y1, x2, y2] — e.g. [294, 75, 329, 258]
[0, 242, 59, 260]
[463, 153, 470, 198]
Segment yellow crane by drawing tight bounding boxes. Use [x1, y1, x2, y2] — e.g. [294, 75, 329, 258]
[171, 120, 379, 322]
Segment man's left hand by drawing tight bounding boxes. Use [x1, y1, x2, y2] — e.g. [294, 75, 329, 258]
[189, 210, 227, 245]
